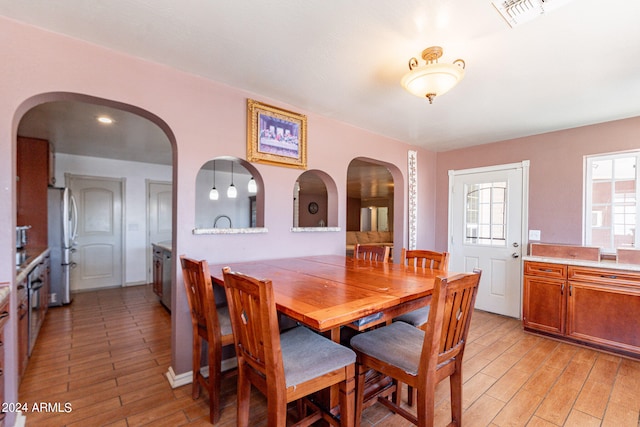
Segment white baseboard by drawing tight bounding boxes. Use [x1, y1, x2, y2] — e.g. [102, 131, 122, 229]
[165, 358, 237, 389]
[13, 411, 26, 427]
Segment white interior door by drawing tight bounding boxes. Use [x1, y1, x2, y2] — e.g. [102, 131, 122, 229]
[68, 175, 124, 292]
[147, 180, 172, 283]
[448, 162, 528, 318]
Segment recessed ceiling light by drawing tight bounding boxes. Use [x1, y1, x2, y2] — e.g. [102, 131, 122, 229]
[97, 116, 114, 124]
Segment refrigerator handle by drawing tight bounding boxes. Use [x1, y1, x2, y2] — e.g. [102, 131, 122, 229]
[70, 194, 79, 243]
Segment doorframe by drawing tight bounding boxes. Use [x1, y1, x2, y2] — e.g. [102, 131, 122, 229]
[66, 173, 127, 289]
[447, 160, 530, 317]
[146, 179, 172, 284]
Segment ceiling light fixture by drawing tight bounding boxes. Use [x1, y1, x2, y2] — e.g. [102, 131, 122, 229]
[400, 46, 465, 104]
[247, 176, 257, 194]
[97, 116, 114, 124]
[227, 161, 237, 199]
[209, 160, 219, 200]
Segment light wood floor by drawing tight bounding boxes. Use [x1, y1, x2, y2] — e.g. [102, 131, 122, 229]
[19, 284, 640, 426]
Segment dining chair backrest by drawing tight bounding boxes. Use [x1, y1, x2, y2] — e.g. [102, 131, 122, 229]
[354, 244, 390, 262]
[181, 256, 222, 350]
[180, 255, 235, 424]
[421, 268, 481, 376]
[221, 266, 356, 427]
[221, 267, 283, 389]
[400, 248, 449, 271]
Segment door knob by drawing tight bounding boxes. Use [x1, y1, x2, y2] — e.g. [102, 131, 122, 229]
[512, 252, 520, 258]
[512, 242, 519, 247]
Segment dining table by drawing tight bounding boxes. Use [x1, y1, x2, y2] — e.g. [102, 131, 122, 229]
[208, 254, 453, 422]
[209, 254, 451, 341]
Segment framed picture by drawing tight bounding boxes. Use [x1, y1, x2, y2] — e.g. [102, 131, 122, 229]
[247, 99, 307, 169]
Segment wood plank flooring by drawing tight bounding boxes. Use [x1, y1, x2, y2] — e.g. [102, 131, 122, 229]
[18, 284, 640, 426]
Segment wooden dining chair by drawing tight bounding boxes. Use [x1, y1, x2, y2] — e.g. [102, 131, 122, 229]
[350, 269, 482, 427]
[222, 267, 356, 427]
[180, 255, 236, 424]
[354, 244, 390, 262]
[394, 248, 450, 328]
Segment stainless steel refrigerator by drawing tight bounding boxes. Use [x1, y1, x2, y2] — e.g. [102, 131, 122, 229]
[48, 187, 78, 306]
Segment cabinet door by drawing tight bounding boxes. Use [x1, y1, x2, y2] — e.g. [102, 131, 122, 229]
[152, 250, 163, 297]
[523, 275, 566, 335]
[567, 281, 640, 356]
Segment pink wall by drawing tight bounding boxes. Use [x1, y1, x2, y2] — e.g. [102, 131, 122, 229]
[0, 16, 438, 415]
[435, 116, 640, 251]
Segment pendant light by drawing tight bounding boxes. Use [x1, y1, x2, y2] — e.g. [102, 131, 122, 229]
[227, 161, 237, 198]
[248, 176, 257, 194]
[209, 160, 219, 200]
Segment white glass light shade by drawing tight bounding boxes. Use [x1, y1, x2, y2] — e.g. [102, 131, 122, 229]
[209, 187, 219, 200]
[227, 184, 237, 198]
[401, 62, 465, 99]
[248, 177, 257, 193]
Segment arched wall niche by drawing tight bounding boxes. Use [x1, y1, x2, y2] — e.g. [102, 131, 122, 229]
[293, 169, 339, 229]
[193, 156, 266, 233]
[346, 157, 405, 262]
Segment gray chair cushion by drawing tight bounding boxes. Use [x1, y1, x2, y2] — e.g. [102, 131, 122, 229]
[217, 306, 233, 336]
[350, 321, 424, 376]
[393, 306, 430, 327]
[281, 326, 356, 388]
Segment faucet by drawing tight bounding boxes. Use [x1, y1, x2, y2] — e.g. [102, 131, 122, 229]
[213, 215, 232, 228]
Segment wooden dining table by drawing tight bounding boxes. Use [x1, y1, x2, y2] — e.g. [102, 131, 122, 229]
[209, 254, 452, 423]
[209, 254, 451, 340]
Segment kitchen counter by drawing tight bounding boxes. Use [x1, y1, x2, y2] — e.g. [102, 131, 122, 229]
[16, 246, 50, 284]
[153, 240, 172, 252]
[523, 255, 640, 272]
[0, 283, 9, 305]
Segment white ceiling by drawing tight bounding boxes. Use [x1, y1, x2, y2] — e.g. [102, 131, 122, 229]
[4, 0, 640, 164]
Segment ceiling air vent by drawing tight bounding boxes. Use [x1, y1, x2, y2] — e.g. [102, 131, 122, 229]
[492, 0, 574, 27]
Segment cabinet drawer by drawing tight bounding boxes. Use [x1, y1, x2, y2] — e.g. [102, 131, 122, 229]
[568, 266, 640, 287]
[524, 261, 567, 279]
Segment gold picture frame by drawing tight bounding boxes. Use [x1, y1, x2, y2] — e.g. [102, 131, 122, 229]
[247, 99, 307, 169]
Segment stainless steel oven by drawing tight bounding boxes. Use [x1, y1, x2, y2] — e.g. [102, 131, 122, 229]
[27, 262, 44, 355]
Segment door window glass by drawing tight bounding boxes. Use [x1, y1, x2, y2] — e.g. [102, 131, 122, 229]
[465, 181, 507, 246]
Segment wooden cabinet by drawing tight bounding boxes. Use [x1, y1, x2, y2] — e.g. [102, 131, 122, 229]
[17, 136, 53, 248]
[152, 246, 163, 299]
[567, 266, 640, 356]
[523, 261, 567, 335]
[524, 260, 640, 358]
[17, 278, 29, 380]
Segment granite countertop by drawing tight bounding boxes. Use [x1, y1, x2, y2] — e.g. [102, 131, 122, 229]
[16, 247, 51, 284]
[523, 255, 640, 272]
[153, 241, 172, 252]
[0, 284, 9, 305]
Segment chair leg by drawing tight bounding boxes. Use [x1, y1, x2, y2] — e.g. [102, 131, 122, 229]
[339, 365, 355, 427]
[354, 363, 367, 427]
[207, 341, 222, 424]
[192, 334, 201, 399]
[236, 363, 252, 427]
[416, 380, 436, 427]
[449, 366, 463, 426]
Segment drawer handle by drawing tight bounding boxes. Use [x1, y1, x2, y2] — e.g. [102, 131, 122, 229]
[0, 311, 8, 320]
[539, 268, 554, 272]
[561, 283, 564, 295]
[600, 274, 618, 279]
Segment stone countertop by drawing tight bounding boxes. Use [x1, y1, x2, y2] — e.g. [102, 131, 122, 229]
[0, 284, 9, 306]
[152, 241, 172, 252]
[16, 247, 51, 284]
[523, 255, 640, 272]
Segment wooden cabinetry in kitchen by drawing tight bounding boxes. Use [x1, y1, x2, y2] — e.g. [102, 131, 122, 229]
[524, 260, 640, 358]
[17, 136, 54, 248]
[152, 246, 163, 299]
[152, 243, 171, 311]
[17, 277, 29, 380]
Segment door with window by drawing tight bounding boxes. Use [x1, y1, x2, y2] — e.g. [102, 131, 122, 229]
[449, 162, 528, 318]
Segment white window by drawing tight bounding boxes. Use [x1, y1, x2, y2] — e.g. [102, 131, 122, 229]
[584, 152, 639, 253]
[464, 181, 507, 246]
